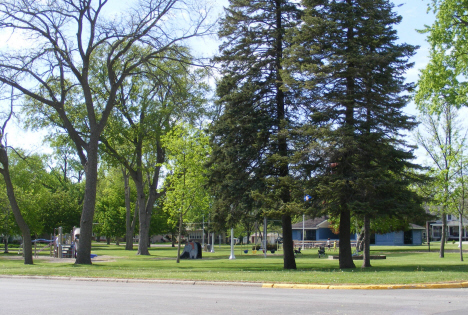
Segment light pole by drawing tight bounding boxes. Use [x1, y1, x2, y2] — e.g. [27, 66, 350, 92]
[229, 205, 236, 259]
[263, 216, 267, 258]
[210, 232, 215, 253]
[202, 215, 205, 249]
[302, 213, 305, 251]
[229, 227, 236, 259]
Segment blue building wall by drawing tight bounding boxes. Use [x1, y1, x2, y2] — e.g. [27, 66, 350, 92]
[412, 230, 423, 245]
[317, 228, 337, 240]
[292, 230, 302, 240]
[393, 231, 404, 245]
[375, 232, 395, 245]
[375, 231, 404, 245]
[292, 228, 355, 241]
[375, 230, 423, 245]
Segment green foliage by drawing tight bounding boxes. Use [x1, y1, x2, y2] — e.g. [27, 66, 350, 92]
[96, 46, 211, 253]
[283, 0, 425, 225]
[415, 3, 468, 257]
[0, 151, 83, 236]
[208, 0, 303, 226]
[101, 46, 210, 169]
[416, 0, 468, 113]
[0, 188, 16, 237]
[162, 123, 212, 225]
[94, 167, 129, 239]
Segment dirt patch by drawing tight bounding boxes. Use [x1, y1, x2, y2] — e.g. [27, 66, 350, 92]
[0, 255, 116, 263]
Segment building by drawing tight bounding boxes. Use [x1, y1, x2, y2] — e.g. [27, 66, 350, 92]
[291, 217, 343, 241]
[430, 214, 468, 241]
[291, 217, 425, 245]
[374, 224, 425, 246]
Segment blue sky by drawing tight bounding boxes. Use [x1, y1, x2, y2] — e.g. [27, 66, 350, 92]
[393, 0, 435, 94]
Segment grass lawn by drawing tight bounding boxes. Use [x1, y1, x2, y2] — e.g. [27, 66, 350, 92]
[0, 242, 467, 285]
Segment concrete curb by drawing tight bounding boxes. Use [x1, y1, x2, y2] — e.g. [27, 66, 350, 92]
[1, 275, 467, 290]
[0, 275, 263, 287]
[262, 282, 468, 290]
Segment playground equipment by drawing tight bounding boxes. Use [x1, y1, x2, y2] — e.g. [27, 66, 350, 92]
[52, 226, 80, 258]
[14, 226, 83, 259]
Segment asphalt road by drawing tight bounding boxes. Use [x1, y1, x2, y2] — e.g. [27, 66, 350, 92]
[1, 278, 467, 315]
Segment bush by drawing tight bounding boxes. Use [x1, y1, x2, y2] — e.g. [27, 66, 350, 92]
[252, 244, 278, 251]
[267, 244, 277, 251]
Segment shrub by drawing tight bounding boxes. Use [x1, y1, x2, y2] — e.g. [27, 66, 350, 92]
[252, 244, 278, 251]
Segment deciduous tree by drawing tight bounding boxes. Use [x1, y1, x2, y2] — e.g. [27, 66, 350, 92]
[416, 103, 467, 258]
[0, 88, 33, 264]
[99, 48, 210, 255]
[0, 0, 214, 264]
[162, 123, 211, 263]
[416, 0, 468, 114]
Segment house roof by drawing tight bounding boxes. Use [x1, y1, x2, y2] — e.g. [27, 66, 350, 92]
[291, 216, 328, 230]
[409, 223, 426, 230]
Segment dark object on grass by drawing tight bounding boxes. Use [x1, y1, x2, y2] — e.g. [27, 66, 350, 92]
[180, 242, 202, 259]
[294, 247, 301, 254]
[318, 246, 326, 258]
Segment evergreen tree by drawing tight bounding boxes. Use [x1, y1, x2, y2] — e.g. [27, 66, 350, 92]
[283, 0, 424, 268]
[209, 0, 302, 269]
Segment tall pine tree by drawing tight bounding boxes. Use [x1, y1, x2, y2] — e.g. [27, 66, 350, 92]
[283, 0, 424, 268]
[208, 0, 302, 269]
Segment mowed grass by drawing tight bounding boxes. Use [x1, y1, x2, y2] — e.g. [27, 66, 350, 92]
[0, 242, 467, 285]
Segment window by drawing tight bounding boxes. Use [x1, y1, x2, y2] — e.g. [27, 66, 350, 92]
[450, 226, 459, 237]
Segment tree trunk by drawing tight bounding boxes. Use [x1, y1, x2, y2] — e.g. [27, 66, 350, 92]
[339, 204, 356, 269]
[339, 5, 356, 270]
[171, 231, 176, 247]
[0, 148, 33, 264]
[4, 236, 8, 254]
[356, 228, 364, 252]
[282, 214, 296, 269]
[75, 141, 100, 265]
[459, 214, 463, 262]
[106, 237, 111, 245]
[362, 215, 371, 268]
[176, 212, 183, 263]
[134, 177, 150, 255]
[137, 203, 150, 255]
[132, 158, 163, 255]
[123, 168, 135, 250]
[440, 213, 446, 258]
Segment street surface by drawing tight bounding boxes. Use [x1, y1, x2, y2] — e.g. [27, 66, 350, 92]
[0, 278, 467, 314]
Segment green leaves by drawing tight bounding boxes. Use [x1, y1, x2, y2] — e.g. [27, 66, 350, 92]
[416, 0, 468, 114]
[283, 0, 425, 227]
[162, 123, 212, 223]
